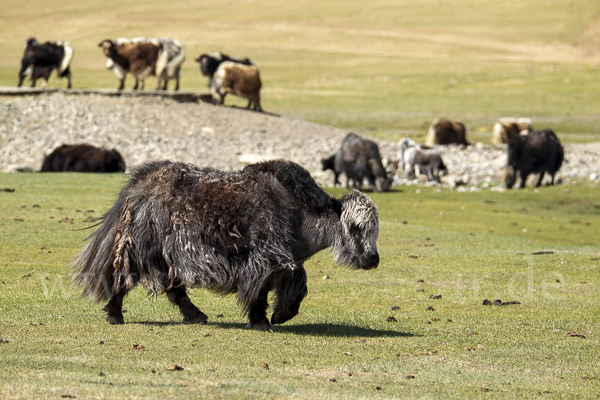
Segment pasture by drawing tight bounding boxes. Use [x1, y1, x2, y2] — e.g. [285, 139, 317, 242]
[2, 1, 600, 398]
[1, 173, 599, 399]
[1, 0, 600, 142]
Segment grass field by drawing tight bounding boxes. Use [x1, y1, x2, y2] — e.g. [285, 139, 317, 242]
[1, 173, 599, 399]
[1, 0, 600, 142]
[2, 2, 600, 398]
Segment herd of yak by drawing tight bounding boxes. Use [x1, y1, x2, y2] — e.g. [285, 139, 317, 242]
[14, 37, 567, 329]
[39, 117, 563, 191]
[20, 36, 564, 190]
[18, 37, 262, 111]
[321, 117, 563, 191]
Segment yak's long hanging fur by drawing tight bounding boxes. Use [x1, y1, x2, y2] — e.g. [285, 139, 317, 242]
[73, 161, 332, 314]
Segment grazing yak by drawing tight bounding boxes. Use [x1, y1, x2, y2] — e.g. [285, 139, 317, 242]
[195, 52, 262, 111]
[105, 37, 185, 90]
[397, 138, 447, 182]
[71, 160, 380, 330]
[505, 129, 563, 189]
[18, 38, 74, 89]
[322, 133, 391, 192]
[492, 117, 533, 145]
[99, 39, 160, 90]
[425, 118, 469, 146]
[41, 144, 126, 173]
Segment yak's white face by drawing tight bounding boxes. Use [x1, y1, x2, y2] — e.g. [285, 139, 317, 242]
[99, 40, 113, 57]
[334, 191, 380, 270]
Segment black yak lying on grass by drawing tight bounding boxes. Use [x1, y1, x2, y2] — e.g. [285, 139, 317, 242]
[71, 160, 380, 330]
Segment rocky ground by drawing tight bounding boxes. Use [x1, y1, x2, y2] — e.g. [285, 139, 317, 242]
[1, 92, 599, 189]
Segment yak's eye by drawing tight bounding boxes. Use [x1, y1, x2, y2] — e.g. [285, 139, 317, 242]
[348, 224, 361, 235]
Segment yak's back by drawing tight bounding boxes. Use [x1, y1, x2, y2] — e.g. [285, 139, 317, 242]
[124, 160, 330, 253]
[242, 160, 331, 214]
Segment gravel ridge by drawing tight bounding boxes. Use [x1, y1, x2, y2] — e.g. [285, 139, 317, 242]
[1, 92, 599, 188]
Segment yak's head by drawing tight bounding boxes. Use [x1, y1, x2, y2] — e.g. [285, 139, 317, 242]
[505, 136, 525, 189]
[25, 38, 38, 48]
[321, 155, 335, 172]
[377, 172, 394, 192]
[195, 53, 223, 77]
[98, 40, 114, 57]
[505, 166, 517, 189]
[333, 191, 380, 270]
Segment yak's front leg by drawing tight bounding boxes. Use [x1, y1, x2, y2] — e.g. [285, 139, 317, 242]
[165, 284, 208, 324]
[535, 172, 545, 187]
[245, 279, 272, 331]
[271, 267, 308, 325]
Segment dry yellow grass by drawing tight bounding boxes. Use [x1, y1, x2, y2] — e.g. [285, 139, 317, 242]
[1, 0, 600, 139]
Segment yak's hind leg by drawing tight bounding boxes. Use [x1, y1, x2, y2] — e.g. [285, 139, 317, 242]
[102, 273, 138, 325]
[102, 290, 127, 325]
[165, 283, 208, 324]
[271, 267, 308, 325]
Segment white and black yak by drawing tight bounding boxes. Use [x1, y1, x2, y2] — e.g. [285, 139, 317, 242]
[506, 129, 564, 189]
[71, 160, 380, 330]
[18, 38, 74, 89]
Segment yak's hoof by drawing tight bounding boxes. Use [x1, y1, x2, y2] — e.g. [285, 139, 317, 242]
[271, 310, 297, 325]
[245, 320, 272, 331]
[183, 312, 208, 325]
[270, 312, 285, 325]
[106, 314, 124, 325]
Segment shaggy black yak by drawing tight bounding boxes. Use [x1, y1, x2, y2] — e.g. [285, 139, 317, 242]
[506, 129, 563, 188]
[71, 160, 380, 330]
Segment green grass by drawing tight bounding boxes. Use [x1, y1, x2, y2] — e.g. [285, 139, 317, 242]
[1, 0, 600, 142]
[1, 173, 599, 399]
[1, 2, 600, 397]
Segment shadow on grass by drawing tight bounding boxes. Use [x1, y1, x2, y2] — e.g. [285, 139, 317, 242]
[130, 321, 187, 327]
[129, 321, 416, 337]
[212, 322, 417, 337]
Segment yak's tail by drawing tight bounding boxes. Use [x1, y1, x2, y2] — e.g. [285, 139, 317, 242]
[56, 41, 73, 75]
[70, 194, 130, 302]
[166, 40, 185, 78]
[155, 46, 169, 79]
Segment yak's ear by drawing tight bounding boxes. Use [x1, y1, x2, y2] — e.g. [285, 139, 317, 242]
[330, 198, 342, 219]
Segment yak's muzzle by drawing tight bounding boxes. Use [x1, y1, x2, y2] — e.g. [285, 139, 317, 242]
[360, 252, 379, 270]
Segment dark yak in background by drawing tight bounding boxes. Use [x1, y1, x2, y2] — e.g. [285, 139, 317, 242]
[505, 129, 564, 188]
[41, 144, 126, 173]
[322, 133, 392, 192]
[71, 160, 380, 331]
